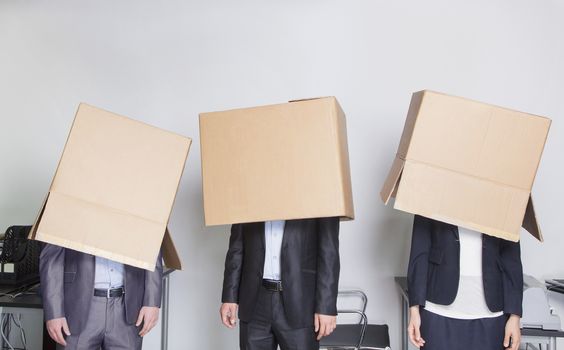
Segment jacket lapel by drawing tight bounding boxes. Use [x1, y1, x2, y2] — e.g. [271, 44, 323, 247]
[256, 222, 265, 253]
[282, 219, 295, 251]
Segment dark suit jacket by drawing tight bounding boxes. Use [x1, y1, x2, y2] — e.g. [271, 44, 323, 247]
[407, 215, 523, 316]
[39, 244, 163, 334]
[222, 217, 340, 328]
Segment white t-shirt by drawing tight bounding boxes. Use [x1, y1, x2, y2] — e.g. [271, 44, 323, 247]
[424, 227, 504, 319]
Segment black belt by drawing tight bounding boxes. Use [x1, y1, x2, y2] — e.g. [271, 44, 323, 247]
[262, 279, 283, 292]
[94, 287, 125, 298]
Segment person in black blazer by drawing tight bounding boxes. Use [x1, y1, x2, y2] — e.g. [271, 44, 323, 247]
[407, 215, 523, 350]
[219, 217, 340, 350]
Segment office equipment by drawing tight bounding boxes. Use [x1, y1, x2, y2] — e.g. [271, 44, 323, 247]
[395, 276, 564, 350]
[0, 284, 44, 349]
[522, 275, 561, 330]
[0, 226, 40, 287]
[546, 279, 564, 294]
[320, 290, 391, 350]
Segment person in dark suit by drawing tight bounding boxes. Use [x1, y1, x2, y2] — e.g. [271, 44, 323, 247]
[407, 215, 523, 350]
[40, 244, 163, 350]
[220, 217, 340, 350]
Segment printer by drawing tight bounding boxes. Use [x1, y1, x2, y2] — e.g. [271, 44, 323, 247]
[521, 275, 561, 330]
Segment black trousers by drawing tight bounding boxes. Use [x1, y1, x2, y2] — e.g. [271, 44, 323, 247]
[240, 286, 319, 350]
[420, 308, 508, 350]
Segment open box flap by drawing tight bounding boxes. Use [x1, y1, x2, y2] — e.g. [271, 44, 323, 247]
[162, 227, 182, 270]
[522, 195, 542, 242]
[380, 157, 405, 204]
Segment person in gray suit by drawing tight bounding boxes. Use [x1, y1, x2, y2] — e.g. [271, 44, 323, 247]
[40, 244, 163, 350]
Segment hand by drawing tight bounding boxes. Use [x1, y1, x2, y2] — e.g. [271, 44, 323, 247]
[408, 306, 425, 348]
[46, 317, 71, 346]
[314, 313, 336, 341]
[504, 314, 521, 350]
[136, 306, 160, 337]
[220, 303, 238, 328]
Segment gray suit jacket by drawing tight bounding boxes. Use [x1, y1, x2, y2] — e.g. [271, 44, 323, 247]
[39, 244, 163, 334]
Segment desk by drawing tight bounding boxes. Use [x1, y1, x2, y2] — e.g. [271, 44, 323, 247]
[0, 285, 44, 350]
[394, 277, 564, 350]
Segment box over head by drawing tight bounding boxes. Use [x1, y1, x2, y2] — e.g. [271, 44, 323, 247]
[381, 90, 550, 242]
[29, 104, 191, 271]
[199, 97, 354, 226]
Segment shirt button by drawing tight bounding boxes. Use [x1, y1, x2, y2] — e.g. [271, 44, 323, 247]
[273, 256, 278, 259]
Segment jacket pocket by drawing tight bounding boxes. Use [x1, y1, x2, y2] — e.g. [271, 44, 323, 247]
[64, 271, 76, 283]
[428, 248, 443, 265]
[301, 268, 317, 275]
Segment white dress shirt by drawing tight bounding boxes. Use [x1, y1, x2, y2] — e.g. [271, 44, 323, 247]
[425, 227, 504, 319]
[94, 256, 125, 289]
[263, 220, 285, 281]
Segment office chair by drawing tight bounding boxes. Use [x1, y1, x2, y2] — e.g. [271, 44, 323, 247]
[320, 290, 391, 350]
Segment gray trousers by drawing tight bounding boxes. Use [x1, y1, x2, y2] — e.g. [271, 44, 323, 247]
[240, 287, 319, 350]
[58, 296, 143, 350]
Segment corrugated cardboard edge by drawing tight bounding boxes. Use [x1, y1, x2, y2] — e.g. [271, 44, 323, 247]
[199, 97, 332, 120]
[198, 113, 210, 227]
[331, 97, 355, 220]
[162, 228, 182, 269]
[80, 103, 192, 141]
[523, 195, 542, 242]
[380, 157, 405, 204]
[163, 134, 192, 270]
[380, 90, 425, 204]
[518, 114, 550, 241]
[289, 96, 332, 103]
[423, 90, 553, 123]
[35, 231, 158, 270]
[398, 91, 426, 158]
[29, 193, 49, 240]
[29, 104, 82, 239]
[204, 213, 355, 227]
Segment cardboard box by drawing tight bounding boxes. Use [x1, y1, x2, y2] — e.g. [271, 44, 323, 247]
[29, 104, 191, 271]
[381, 90, 550, 242]
[199, 97, 354, 226]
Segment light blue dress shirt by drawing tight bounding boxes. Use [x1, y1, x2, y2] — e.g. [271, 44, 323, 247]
[263, 220, 285, 280]
[94, 256, 125, 289]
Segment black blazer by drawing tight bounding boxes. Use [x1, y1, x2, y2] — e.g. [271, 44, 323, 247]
[407, 215, 523, 316]
[222, 217, 340, 328]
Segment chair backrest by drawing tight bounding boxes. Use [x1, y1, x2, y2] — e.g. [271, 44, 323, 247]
[337, 290, 368, 324]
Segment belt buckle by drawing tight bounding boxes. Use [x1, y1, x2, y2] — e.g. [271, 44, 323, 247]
[106, 288, 111, 298]
[269, 280, 282, 292]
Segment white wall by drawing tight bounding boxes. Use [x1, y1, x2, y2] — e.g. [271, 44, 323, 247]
[1, 0, 563, 349]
